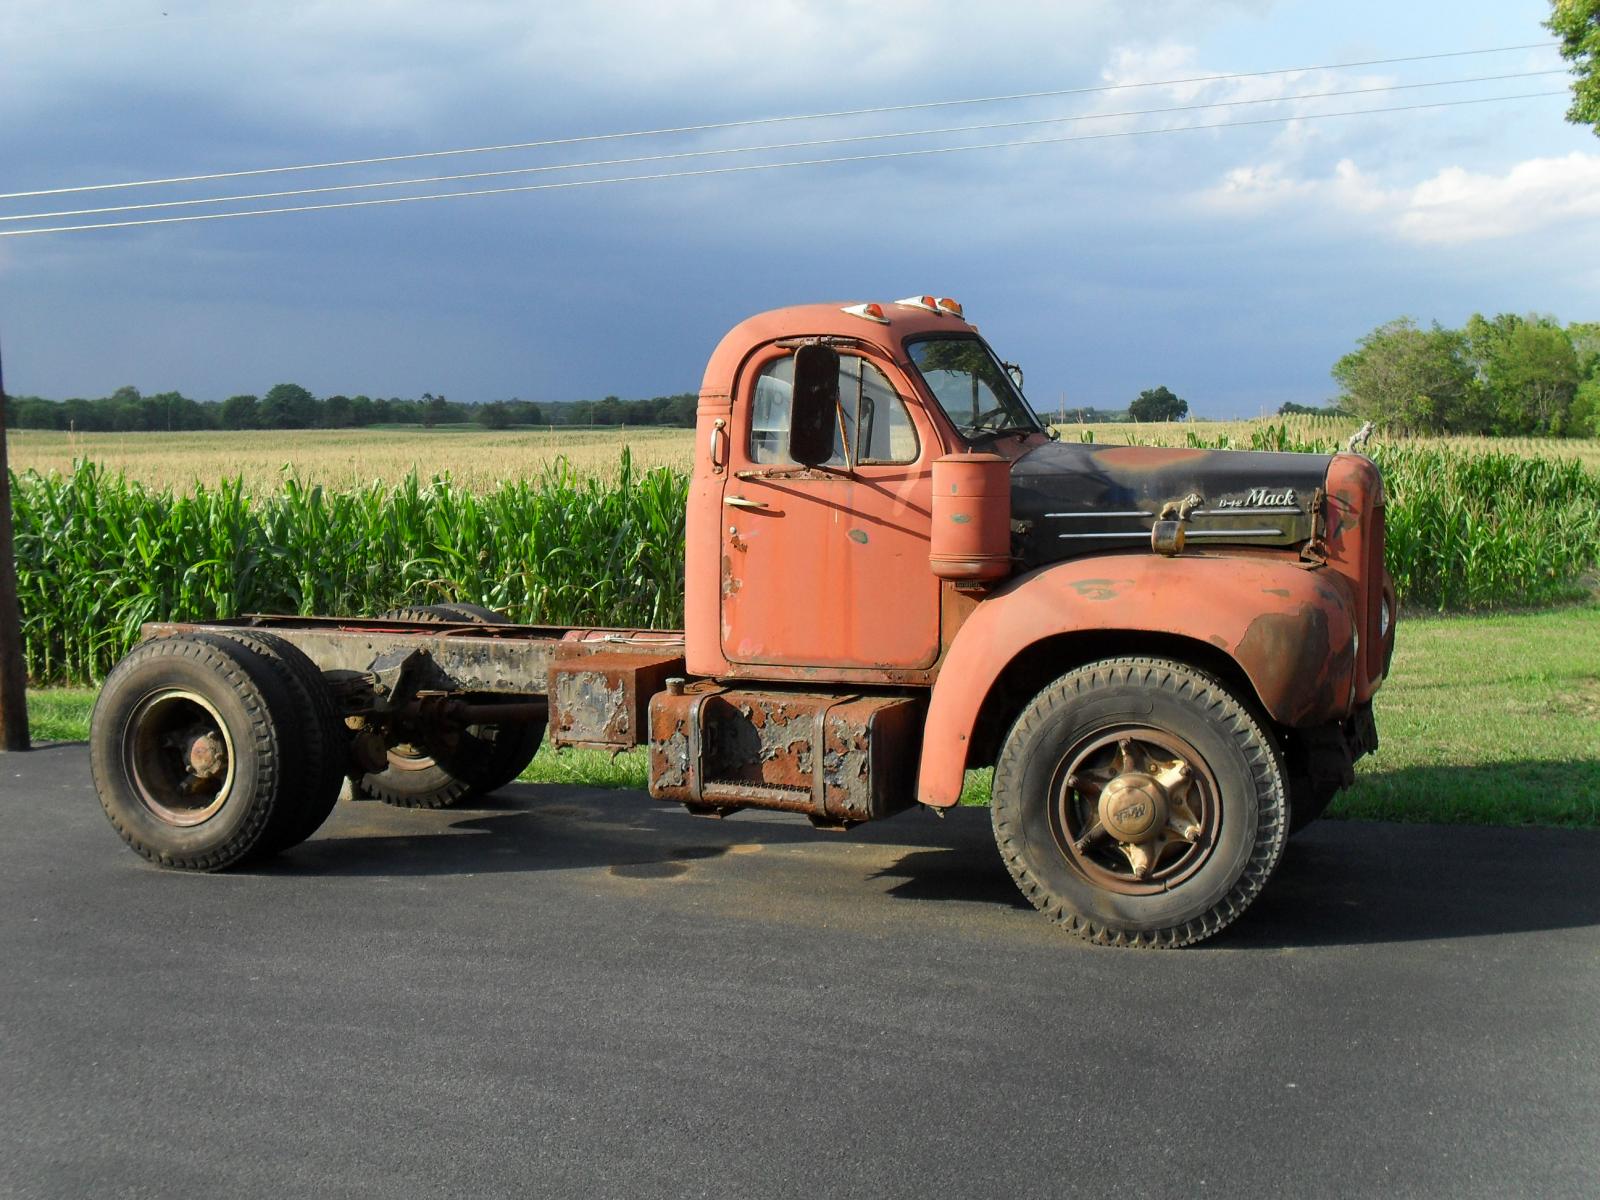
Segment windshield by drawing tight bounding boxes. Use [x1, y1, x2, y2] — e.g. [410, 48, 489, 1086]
[907, 335, 1044, 442]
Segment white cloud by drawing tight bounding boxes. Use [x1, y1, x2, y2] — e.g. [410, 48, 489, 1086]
[1205, 156, 1388, 212]
[1198, 151, 1600, 245]
[1398, 153, 1600, 242]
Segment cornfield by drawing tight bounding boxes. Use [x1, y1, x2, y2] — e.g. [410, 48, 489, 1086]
[11, 451, 687, 683]
[11, 434, 1600, 683]
[1180, 423, 1600, 611]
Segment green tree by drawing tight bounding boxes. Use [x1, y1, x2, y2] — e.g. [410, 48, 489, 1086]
[259, 382, 317, 429]
[61, 398, 102, 431]
[475, 401, 512, 430]
[321, 394, 353, 428]
[220, 394, 259, 429]
[1463, 313, 1581, 434]
[386, 398, 418, 424]
[1568, 321, 1600, 376]
[1129, 386, 1188, 422]
[593, 395, 625, 426]
[1331, 318, 1481, 433]
[664, 393, 696, 427]
[11, 397, 62, 429]
[1569, 375, 1600, 435]
[1548, 0, 1600, 134]
[105, 385, 145, 430]
[420, 392, 448, 428]
[143, 390, 206, 430]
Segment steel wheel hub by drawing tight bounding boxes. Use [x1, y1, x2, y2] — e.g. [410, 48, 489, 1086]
[1098, 773, 1166, 842]
[123, 689, 236, 827]
[1050, 729, 1218, 893]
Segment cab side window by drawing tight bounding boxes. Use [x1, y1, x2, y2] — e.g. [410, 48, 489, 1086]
[749, 354, 918, 466]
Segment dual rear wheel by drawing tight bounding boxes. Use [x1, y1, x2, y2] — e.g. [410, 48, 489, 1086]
[89, 604, 545, 871]
[90, 632, 344, 870]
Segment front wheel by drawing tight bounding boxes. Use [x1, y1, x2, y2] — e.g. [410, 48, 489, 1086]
[991, 657, 1287, 948]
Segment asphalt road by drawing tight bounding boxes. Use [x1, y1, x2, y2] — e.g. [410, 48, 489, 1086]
[3, 743, 1597, 1200]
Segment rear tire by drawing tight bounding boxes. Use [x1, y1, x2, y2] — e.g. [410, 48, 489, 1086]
[360, 603, 544, 808]
[205, 629, 347, 850]
[90, 635, 306, 870]
[991, 657, 1287, 948]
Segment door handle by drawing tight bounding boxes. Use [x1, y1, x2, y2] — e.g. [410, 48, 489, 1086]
[708, 417, 727, 474]
[723, 496, 770, 510]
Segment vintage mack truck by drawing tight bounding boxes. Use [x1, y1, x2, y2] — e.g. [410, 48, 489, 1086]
[88, 297, 1393, 947]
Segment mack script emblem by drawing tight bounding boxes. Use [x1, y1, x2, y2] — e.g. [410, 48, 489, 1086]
[1215, 487, 1298, 509]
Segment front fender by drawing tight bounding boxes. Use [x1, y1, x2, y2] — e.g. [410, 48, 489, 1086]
[917, 555, 1357, 807]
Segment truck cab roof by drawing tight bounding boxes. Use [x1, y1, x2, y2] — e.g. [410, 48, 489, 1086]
[700, 300, 980, 396]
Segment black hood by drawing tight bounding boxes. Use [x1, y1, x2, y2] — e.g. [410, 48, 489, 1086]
[1009, 440, 1332, 569]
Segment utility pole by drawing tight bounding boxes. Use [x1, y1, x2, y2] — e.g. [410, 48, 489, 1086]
[0, 333, 31, 751]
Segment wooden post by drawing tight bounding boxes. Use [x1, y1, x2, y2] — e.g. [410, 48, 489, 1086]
[0, 333, 31, 750]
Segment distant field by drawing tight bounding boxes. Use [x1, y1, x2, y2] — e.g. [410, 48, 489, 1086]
[7, 425, 695, 491]
[10, 417, 1597, 488]
[1063, 416, 1600, 471]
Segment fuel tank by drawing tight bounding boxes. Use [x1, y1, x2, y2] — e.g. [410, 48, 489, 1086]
[1009, 440, 1333, 568]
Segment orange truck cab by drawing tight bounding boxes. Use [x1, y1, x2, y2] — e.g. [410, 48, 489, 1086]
[90, 298, 1394, 948]
[667, 297, 1392, 943]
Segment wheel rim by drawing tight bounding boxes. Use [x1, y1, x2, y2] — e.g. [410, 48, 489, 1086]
[385, 743, 440, 773]
[1047, 726, 1220, 895]
[121, 689, 237, 827]
[382, 725, 497, 774]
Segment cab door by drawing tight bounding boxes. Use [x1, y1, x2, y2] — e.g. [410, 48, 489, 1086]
[719, 346, 941, 670]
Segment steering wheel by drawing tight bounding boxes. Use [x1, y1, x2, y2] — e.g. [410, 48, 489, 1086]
[965, 405, 1015, 435]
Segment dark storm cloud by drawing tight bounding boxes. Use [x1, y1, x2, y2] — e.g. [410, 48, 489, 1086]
[0, 1, 1594, 413]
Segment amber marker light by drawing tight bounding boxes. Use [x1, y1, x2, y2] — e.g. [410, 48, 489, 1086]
[841, 302, 890, 323]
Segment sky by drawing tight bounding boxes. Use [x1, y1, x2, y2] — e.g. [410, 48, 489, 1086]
[1, 0, 1596, 417]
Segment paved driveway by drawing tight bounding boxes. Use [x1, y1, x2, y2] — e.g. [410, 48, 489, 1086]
[3, 743, 1596, 1199]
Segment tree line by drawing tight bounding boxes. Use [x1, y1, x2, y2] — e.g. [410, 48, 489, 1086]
[3, 383, 698, 433]
[1332, 314, 1600, 437]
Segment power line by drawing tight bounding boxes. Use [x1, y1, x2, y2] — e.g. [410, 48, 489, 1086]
[1, 68, 1562, 225]
[0, 91, 1563, 240]
[0, 40, 1559, 201]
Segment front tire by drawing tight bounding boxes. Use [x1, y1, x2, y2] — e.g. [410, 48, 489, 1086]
[991, 657, 1287, 948]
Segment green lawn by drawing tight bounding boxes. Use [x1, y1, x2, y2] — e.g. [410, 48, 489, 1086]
[1333, 603, 1599, 826]
[25, 602, 1600, 827]
[25, 687, 98, 743]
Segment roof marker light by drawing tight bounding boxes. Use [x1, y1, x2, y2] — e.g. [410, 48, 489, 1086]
[894, 295, 942, 313]
[842, 302, 889, 323]
[935, 297, 963, 317]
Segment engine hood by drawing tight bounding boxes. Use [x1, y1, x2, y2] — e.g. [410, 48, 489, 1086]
[1010, 440, 1332, 569]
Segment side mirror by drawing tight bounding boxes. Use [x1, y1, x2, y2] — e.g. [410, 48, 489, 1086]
[1004, 361, 1025, 392]
[788, 342, 839, 467]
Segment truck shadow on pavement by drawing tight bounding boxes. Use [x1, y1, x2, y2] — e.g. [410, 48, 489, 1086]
[262, 780, 1600, 949]
[1222, 817, 1600, 949]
